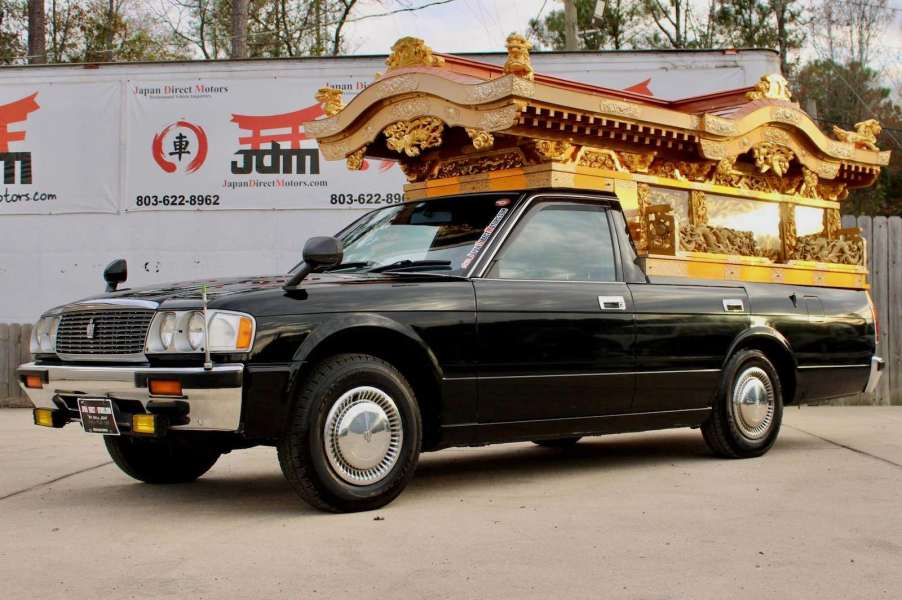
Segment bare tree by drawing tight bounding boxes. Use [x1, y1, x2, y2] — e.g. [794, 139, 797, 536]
[28, 0, 47, 63]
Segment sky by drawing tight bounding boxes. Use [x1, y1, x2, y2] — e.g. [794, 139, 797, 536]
[341, 0, 549, 55]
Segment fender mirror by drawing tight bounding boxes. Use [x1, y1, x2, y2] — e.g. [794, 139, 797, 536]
[103, 258, 128, 292]
[283, 237, 343, 288]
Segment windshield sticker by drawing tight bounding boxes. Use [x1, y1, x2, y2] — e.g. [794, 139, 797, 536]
[460, 207, 509, 270]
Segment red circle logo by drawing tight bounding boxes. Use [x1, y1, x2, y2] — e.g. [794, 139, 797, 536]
[151, 121, 208, 174]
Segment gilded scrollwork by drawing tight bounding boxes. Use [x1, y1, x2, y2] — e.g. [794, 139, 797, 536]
[753, 142, 795, 176]
[797, 167, 820, 199]
[646, 205, 677, 255]
[478, 105, 520, 131]
[465, 128, 494, 151]
[370, 75, 420, 99]
[385, 37, 445, 70]
[831, 119, 882, 151]
[779, 202, 797, 260]
[817, 180, 848, 202]
[599, 99, 641, 118]
[314, 87, 345, 116]
[704, 115, 736, 135]
[433, 150, 526, 179]
[790, 231, 864, 265]
[689, 190, 708, 226]
[346, 146, 366, 171]
[648, 159, 715, 182]
[823, 208, 842, 239]
[383, 116, 444, 157]
[524, 139, 576, 162]
[617, 151, 656, 173]
[746, 73, 793, 101]
[680, 224, 761, 257]
[577, 148, 624, 171]
[503, 34, 534, 81]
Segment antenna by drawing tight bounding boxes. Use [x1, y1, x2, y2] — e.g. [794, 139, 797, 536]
[202, 283, 213, 371]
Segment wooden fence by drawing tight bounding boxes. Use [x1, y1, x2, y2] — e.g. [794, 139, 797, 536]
[842, 215, 902, 405]
[0, 217, 898, 406]
[0, 323, 32, 407]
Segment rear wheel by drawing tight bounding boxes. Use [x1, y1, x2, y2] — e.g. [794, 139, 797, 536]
[702, 349, 783, 458]
[278, 354, 422, 513]
[532, 437, 582, 448]
[104, 435, 221, 484]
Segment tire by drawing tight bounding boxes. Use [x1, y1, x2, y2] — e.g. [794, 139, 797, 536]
[702, 349, 783, 458]
[278, 353, 422, 513]
[104, 435, 221, 484]
[532, 436, 582, 448]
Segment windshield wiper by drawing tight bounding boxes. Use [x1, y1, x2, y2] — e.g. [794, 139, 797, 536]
[322, 261, 372, 272]
[369, 260, 452, 273]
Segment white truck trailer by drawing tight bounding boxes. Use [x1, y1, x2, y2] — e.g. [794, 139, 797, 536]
[0, 49, 779, 323]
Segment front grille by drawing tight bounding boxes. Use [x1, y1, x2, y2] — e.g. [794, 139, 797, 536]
[56, 310, 154, 357]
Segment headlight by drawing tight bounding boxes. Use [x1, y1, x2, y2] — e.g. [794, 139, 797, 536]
[146, 310, 254, 354]
[159, 312, 177, 349]
[208, 312, 254, 352]
[30, 316, 58, 354]
[187, 312, 205, 350]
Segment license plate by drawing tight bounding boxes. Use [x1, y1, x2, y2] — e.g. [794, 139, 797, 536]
[77, 398, 120, 435]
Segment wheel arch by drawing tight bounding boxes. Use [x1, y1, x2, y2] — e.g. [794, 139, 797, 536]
[724, 327, 798, 404]
[293, 314, 445, 449]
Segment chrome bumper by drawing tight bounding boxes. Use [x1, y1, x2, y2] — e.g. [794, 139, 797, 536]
[16, 362, 243, 431]
[864, 356, 885, 394]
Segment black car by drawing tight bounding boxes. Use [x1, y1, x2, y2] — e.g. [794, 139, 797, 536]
[19, 190, 883, 512]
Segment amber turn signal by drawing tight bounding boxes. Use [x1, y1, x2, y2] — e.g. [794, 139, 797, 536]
[33, 408, 55, 427]
[132, 414, 157, 435]
[24, 374, 43, 389]
[236, 316, 253, 350]
[149, 379, 182, 396]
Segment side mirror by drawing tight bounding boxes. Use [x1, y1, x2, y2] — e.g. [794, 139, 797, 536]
[103, 258, 128, 292]
[283, 237, 343, 288]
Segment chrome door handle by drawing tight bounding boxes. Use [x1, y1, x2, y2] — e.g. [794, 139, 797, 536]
[723, 298, 745, 312]
[598, 296, 626, 311]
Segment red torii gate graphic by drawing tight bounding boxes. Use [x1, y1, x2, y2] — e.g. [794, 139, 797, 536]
[0, 93, 39, 152]
[230, 103, 324, 150]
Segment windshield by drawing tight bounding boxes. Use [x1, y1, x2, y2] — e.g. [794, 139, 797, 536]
[329, 194, 515, 275]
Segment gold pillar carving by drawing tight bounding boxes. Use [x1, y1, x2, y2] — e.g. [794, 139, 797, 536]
[780, 202, 797, 261]
[824, 208, 842, 239]
[346, 146, 366, 170]
[689, 190, 708, 226]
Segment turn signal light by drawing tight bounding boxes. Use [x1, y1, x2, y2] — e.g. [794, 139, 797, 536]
[24, 375, 43, 389]
[34, 408, 55, 428]
[149, 379, 182, 396]
[236, 316, 254, 350]
[132, 414, 157, 435]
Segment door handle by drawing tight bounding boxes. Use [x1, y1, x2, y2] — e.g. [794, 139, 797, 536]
[723, 298, 745, 312]
[598, 296, 626, 311]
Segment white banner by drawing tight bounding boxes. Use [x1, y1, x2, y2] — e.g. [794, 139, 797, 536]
[0, 82, 119, 214]
[125, 77, 406, 212]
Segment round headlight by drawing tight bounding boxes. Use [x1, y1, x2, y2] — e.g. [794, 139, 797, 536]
[159, 312, 177, 349]
[187, 312, 205, 350]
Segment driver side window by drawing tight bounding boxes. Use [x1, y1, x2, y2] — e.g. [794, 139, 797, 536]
[487, 201, 617, 282]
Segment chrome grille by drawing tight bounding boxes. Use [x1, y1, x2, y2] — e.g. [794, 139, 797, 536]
[56, 310, 154, 357]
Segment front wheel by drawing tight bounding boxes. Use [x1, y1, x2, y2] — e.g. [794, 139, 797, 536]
[104, 435, 221, 484]
[278, 354, 422, 513]
[702, 349, 783, 458]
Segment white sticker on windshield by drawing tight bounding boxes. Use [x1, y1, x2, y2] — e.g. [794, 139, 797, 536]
[460, 207, 509, 270]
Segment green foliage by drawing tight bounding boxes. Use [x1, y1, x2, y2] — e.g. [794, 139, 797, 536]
[529, 0, 640, 50]
[0, 0, 26, 64]
[795, 60, 902, 216]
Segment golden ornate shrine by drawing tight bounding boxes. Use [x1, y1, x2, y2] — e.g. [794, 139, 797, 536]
[305, 36, 890, 289]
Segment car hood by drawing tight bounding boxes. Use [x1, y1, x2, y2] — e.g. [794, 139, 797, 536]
[47, 272, 465, 314]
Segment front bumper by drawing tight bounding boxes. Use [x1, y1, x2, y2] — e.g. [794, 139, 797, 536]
[864, 356, 885, 394]
[17, 362, 243, 432]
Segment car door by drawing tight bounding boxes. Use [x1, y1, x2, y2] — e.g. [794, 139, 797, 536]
[628, 282, 750, 412]
[473, 196, 636, 423]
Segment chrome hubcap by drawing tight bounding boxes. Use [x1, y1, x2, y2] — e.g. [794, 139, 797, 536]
[323, 386, 403, 486]
[731, 366, 775, 440]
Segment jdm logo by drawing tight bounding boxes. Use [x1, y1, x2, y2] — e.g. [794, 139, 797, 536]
[151, 121, 208, 174]
[229, 103, 324, 175]
[0, 92, 40, 184]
